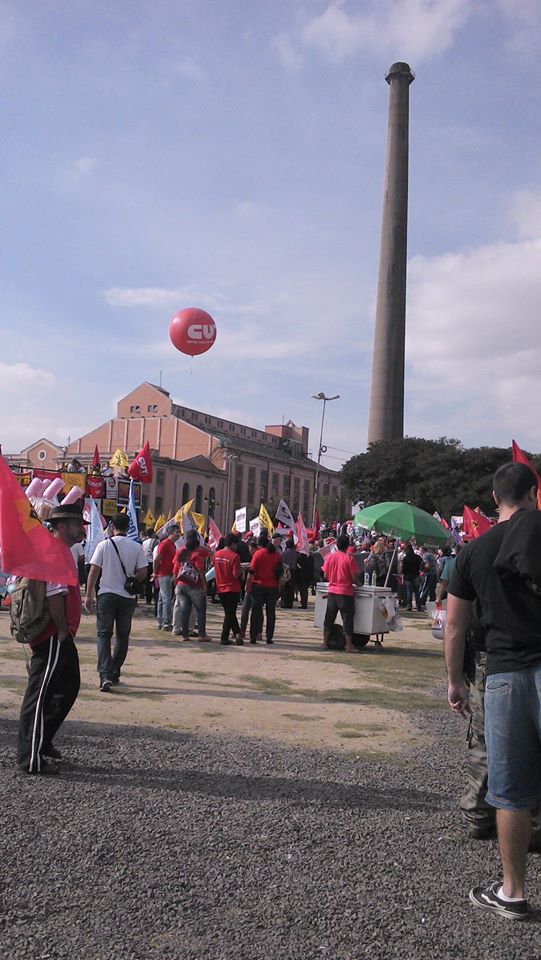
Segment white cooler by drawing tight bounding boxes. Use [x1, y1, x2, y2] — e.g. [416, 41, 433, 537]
[314, 582, 392, 637]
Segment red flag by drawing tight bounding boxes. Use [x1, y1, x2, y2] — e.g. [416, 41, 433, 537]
[128, 441, 153, 483]
[92, 444, 101, 468]
[208, 518, 222, 551]
[0, 455, 77, 584]
[463, 505, 491, 539]
[512, 439, 541, 509]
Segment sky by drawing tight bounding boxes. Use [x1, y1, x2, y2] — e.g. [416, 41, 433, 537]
[1, 0, 541, 470]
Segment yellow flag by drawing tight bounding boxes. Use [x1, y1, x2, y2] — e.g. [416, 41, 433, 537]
[154, 513, 166, 532]
[165, 510, 172, 522]
[143, 509, 155, 527]
[109, 448, 129, 470]
[258, 502, 274, 535]
[191, 511, 206, 535]
[174, 508, 183, 524]
[231, 521, 237, 533]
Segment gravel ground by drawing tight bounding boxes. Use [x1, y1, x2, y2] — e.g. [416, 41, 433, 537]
[1, 702, 540, 960]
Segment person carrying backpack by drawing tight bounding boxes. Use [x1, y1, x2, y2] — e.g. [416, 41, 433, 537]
[172, 529, 212, 642]
[16, 504, 89, 776]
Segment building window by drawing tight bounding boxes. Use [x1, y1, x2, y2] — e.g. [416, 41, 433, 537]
[147, 404, 158, 413]
[260, 470, 268, 500]
[283, 474, 290, 498]
[130, 404, 140, 414]
[204, 416, 211, 424]
[293, 477, 300, 512]
[240, 426, 246, 435]
[207, 486, 216, 519]
[234, 464, 243, 507]
[271, 472, 279, 497]
[156, 469, 165, 486]
[217, 420, 223, 428]
[195, 484, 203, 513]
[182, 482, 190, 504]
[323, 483, 329, 497]
[229, 423, 236, 431]
[193, 412, 199, 421]
[247, 467, 256, 505]
[141, 494, 148, 511]
[38, 449, 47, 461]
[302, 479, 311, 517]
[155, 496, 163, 515]
[331, 486, 337, 499]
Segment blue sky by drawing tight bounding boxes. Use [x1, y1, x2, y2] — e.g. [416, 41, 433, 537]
[2, 0, 541, 469]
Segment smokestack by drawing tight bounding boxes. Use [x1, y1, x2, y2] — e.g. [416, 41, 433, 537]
[367, 62, 414, 445]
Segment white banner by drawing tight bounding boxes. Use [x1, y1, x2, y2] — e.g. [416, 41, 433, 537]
[235, 506, 247, 533]
[275, 498, 295, 529]
[249, 517, 261, 538]
[83, 497, 105, 562]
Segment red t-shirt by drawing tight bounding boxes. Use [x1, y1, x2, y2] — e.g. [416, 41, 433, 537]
[214, 548, 241, 594]
[173, 546, 208, 589]
[249, 547, 282, 588]
[322, 551, 358, 597]
[155, 538, 177, 577]
[32, 583, 82, 648]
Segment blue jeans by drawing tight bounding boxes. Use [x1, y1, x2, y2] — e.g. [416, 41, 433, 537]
[405, 577, 422, 610]
[485, 664, 541, 810]
[173, 584, 207, 637]
[96, 592, 136, 682]
[157, 575, 173, 626]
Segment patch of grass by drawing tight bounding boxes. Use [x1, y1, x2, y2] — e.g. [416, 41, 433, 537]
[169, 669, 214, 680]
[296, 685, 444, 712]
[338, 730, 364, 739]
[281, 713, 324, 722]
[203, 711, 224, 718]
[239, 675, 296, 696]
[335, 721, 387, 732]
[122, 689, 166, 701]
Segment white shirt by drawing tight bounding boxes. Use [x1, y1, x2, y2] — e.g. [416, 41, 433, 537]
[90, 536, 147, 598]
[70, 542, 85, 565]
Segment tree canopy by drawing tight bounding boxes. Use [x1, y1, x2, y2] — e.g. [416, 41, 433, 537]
[340, 438, 541, 519]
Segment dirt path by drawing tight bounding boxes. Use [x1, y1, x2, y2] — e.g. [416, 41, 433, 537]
[0, 598, 445, 755]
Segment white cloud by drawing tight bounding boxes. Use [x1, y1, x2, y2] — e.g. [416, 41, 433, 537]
[272, 33, 303, 73]
[510, 190, 541, 240]
[495, 0, 541, 51]
[406, 236, 541, 449]
[74, 156, 98, 176]
[299, 0, 471, 64]
[0, 363, 63, 453]
[233, 200, 271, 222]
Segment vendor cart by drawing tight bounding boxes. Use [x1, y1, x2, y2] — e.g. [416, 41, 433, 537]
[314, 582, 394, 649]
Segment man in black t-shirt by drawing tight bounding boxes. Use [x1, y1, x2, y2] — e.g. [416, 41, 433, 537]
[446, 461, 540, 920]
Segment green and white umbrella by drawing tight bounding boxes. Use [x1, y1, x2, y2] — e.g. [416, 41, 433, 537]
[354, 501, 450, 547]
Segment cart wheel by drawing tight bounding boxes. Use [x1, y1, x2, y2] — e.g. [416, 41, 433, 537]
[352, 633, 370, 649]
[326, 624, 346, 651]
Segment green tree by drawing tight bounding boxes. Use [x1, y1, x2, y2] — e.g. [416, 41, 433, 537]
[341, 438, 540, 518]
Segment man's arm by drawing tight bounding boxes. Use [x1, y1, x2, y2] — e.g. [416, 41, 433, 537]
[445, 593, 473, 718]
[84, 564, 101, 611]
[47, 592, 70, 642]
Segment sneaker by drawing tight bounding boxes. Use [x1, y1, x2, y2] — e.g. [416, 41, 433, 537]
[100, 679, 113, 692]
[43, 744, 62, 760]
[111, 677, 120, 686]
[198, 636, 212, 643]
[162, 624, 173, 632]
[220, 639, 234, 645]
[266, 639, 274, 645]
[235, 636, 244, 646]
[469, 881, 529, 920]
[156, 623, 163, 630]
[172, 630, 182, 636]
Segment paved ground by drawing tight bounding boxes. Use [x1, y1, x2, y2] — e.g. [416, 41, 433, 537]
[1, 600, 540, 959]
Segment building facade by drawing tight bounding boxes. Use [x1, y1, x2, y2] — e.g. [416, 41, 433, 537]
[8, 383, 347, 530]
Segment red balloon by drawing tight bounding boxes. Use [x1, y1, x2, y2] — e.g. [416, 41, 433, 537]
[169, 307, 217, 357]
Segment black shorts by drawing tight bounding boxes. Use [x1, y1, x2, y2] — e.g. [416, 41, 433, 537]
[324, 594, 354, 635]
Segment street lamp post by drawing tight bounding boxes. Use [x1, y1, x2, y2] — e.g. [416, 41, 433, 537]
[223, 453, 238, 530]
[311, 392, 340, 529]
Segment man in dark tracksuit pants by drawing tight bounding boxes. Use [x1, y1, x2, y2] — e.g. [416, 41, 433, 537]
[17, 505, 87, 776]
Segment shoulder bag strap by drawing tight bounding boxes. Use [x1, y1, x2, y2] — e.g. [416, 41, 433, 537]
[110, 538, 133, 578]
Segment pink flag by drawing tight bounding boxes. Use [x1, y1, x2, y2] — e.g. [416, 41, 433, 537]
[208, 518, 222, 551]
[295, 513, 310, 556]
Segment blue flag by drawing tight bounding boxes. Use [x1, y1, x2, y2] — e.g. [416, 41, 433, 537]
[127, 480, 139, 541]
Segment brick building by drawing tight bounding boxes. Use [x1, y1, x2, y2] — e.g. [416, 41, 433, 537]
[9, 383, 347, 530]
